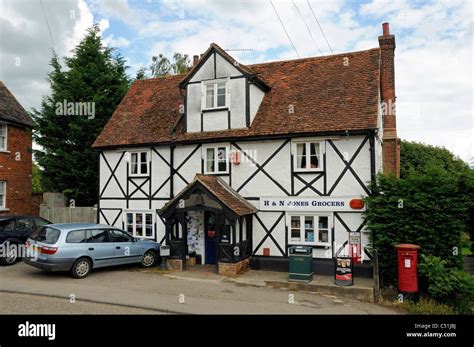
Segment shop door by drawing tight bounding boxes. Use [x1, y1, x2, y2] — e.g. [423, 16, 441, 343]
[205, 212, 217, 264]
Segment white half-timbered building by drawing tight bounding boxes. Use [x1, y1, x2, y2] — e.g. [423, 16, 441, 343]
[93, 23, 400, 276]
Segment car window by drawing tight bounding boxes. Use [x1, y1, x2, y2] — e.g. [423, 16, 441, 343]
[108, 229, 132, 242]
[66, 230, 87, 243]
[33, 218, 50, 228]
[30, 226, 61, 244]
[0, 219, 15, 232]
[17, 218, 35, 232]
[86, 229, 110, 243]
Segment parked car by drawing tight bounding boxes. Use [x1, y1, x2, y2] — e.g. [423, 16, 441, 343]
[23, 223, 161, 278]
[0, 215, 51, 265]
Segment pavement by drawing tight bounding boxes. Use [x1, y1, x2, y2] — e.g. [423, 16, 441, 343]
[163, 268, 375, 301]
[0, 261, 398, 314]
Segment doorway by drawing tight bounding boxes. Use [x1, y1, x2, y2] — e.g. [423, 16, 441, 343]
[204, 211, 217, 264]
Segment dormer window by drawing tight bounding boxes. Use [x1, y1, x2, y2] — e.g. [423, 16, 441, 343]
[202, 80, 228, 110]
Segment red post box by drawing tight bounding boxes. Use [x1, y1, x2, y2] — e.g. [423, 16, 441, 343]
[395, 243, 421, 293]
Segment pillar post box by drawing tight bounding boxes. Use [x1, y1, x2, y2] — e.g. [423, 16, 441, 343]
[394, 243, 421, 293]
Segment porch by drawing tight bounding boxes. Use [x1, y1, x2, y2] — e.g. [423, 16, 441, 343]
[158, 174, 257, 276]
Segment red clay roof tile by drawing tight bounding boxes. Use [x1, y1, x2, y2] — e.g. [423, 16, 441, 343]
[93, 47, 381, 149]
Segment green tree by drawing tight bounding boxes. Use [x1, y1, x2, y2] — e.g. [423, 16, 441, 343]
[31, 162, 43, 193]
[150, 53, 171, 77]
[400, 141, 474, 250]
[31, 24, 130, 206]
[365, 169, 469, 286]
[400, 141, 469, 179]
[135, 67, 147, 80]
[172, 53, 191, 74]
[148, 52, 191, 77]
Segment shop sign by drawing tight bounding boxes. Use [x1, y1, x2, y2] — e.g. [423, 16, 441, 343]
[260, 197, 366, 211]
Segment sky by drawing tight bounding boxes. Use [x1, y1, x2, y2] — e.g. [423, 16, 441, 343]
[0, 0, 472, 162]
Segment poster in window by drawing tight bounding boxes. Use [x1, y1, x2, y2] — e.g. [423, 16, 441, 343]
[334, 257, 353, 286]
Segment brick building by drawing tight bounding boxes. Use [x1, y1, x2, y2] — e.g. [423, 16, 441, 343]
[0, 81, 35, 215]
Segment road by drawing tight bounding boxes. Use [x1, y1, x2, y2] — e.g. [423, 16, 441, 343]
[0, 292, 161, 314]
[0, 262, 397, 314]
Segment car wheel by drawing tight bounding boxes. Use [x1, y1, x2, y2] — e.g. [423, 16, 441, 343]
[71, 258, 92, 278]
[141, 250, 157, 268]
[0, 243, 18, 266]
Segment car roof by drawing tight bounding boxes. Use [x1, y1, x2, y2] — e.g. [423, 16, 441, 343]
[0, 215, 45, 221]
[47, 223, 115, 231]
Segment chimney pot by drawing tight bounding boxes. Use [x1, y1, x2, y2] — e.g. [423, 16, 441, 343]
[193, 55, 199, 67]
[382, 22, 390, 36]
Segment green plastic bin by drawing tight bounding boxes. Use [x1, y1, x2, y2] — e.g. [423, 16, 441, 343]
[288, 246, 313, 282]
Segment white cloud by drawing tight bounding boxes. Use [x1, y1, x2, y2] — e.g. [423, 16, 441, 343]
[90, 0, 155, 28]
[1, 0, 471, 162]
[360, 0, 473, 161]
[104, 34, 130, 48]
[0, 0, 99, 110]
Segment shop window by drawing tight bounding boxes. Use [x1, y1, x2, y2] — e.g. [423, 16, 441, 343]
[290, 216, 301, 242]
[288, 214, 330, 246]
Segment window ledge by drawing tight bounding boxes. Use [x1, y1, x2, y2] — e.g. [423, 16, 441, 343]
[202, 107, 229, 113]
[293, 168, 324, 173]
[0, 150, 11, 154]
[129, 174, 150, 178]
[288, 242, 330, 248]
[0, 208, 10, 212]
[203, 172, 230, 176]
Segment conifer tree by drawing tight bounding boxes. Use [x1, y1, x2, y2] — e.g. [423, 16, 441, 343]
[32, 24, 129, 205]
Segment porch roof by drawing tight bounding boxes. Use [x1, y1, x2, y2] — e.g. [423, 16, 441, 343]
[160, 174, 257, 217]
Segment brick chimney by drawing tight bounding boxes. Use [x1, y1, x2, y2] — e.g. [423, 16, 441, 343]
[379, 22, 400, 177]
[193, 55, 199, 67]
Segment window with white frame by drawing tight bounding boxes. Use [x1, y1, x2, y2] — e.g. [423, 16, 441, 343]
[204, 146, 229, 174]
[129, 151, 148, 176]
[294, 141, 323, 171]
[289, 214, 330, 245]
[0, 125, 7, 151]
[126, 212, 154, 238]
[203, 80, 227, 110]
[0, 181, 6, 209]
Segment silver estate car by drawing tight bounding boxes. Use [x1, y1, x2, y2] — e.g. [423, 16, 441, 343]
[23, 223, 160, 278]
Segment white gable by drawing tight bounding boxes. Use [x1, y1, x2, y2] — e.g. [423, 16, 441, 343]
[185, 49, 266, 133]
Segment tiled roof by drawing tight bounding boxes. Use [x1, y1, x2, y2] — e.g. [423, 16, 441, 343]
[160, 174, 257, 217]
[93, 47, 381, 149]
[0, 81, 34, 128]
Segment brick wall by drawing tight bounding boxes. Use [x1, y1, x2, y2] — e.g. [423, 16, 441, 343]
[0, 124, 33, 215]
[379, 25, 400, 177]
[31, 192, 43, 216]
[218, 258, 250, 277]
